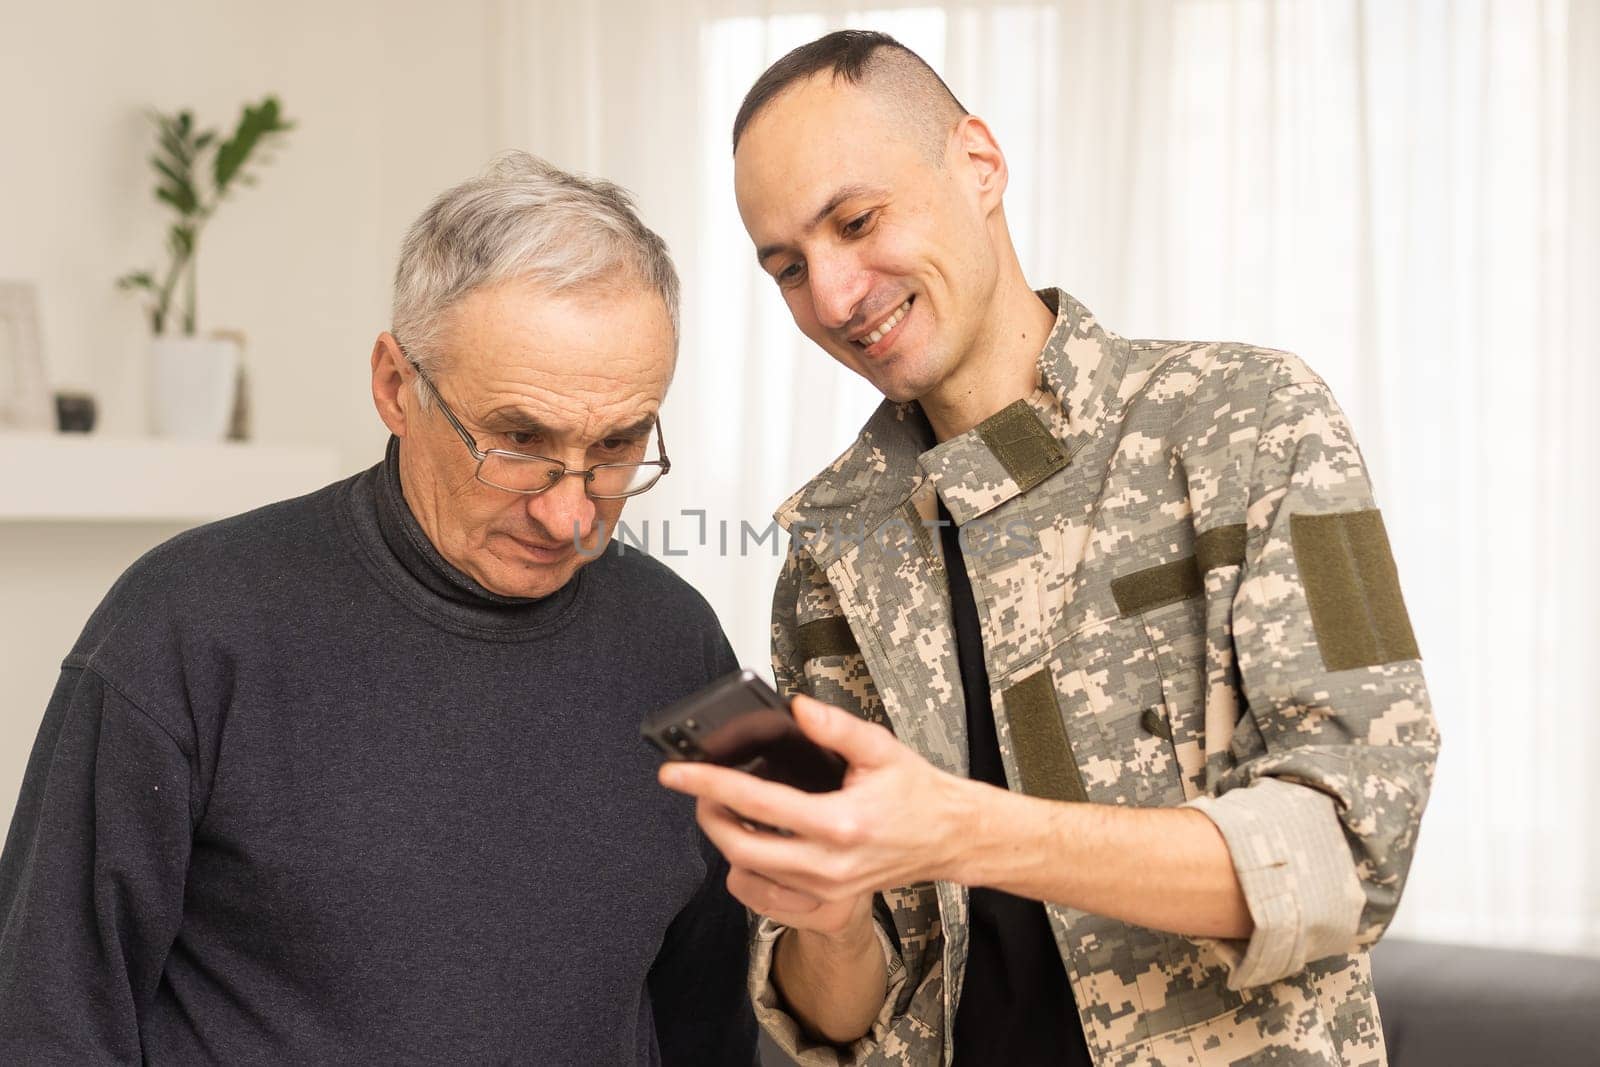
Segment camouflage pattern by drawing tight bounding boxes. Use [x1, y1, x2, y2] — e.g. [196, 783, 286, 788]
[751, 289, 1438, 1066]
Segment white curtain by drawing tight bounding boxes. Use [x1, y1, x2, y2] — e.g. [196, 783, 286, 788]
[492, 0, 1600, 956]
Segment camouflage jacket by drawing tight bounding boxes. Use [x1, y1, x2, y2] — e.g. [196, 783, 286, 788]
[750, 290, 1438, 1066]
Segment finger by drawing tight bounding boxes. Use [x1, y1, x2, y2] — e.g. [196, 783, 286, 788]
[790, 694, 902, 768]
[695, 803, 849, 888]
[727, 865, 823, 918]
[658, 758, 784, 797]
[661, 760, 836, 839]
[693, 796, 754, 849]
[692, 798, 824, 880]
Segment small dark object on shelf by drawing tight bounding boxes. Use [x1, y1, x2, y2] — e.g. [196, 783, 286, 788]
[54, 391, 96, 433]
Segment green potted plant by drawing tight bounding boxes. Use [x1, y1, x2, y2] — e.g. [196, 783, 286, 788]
[118, 97, 292, 439]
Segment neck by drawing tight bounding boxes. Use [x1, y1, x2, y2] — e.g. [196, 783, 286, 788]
[918, 270, 1055, 442]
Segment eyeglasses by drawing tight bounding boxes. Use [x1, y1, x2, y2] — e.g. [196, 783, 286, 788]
[398, 346, 670, 499]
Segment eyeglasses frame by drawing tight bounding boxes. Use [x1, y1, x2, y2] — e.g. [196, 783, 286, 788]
[398, 346, 671, 500]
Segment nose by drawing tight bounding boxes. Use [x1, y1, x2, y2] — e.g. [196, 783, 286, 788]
[808, 249, 872, 333]
[525, 471, 597, 548]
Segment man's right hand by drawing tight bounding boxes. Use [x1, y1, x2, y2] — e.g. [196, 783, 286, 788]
[724, 863, 873, 939]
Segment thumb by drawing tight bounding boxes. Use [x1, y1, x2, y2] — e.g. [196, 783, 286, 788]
[791, 694, 900, 768]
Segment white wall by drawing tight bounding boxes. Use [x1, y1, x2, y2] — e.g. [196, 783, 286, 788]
[0, 0, 502, 830]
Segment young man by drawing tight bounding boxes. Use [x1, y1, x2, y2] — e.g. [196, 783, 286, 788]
[661, 31, 1437, 1066]
[0, 153, 757, 1066]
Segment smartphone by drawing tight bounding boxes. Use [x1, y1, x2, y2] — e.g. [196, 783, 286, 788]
[642, 670, 847, 794]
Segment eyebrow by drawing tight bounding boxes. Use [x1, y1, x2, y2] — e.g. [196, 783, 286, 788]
[480, 408, 658, 441]
[755, 183, 888, 264]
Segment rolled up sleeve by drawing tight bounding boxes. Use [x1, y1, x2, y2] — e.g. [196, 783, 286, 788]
[1186, 779, 1366, 988]
[747, 913, 908, 1067]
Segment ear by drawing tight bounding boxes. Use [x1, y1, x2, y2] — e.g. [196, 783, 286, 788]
[952, 114, 1008, 215]
[371, 332, 412, 437]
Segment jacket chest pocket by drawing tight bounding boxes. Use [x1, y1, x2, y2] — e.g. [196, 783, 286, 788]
[1121, 561, 1245, 802]
[1015, 616, 1190, 808]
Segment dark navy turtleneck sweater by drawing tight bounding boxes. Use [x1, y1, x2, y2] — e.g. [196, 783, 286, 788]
[0, 441, 758, 1066]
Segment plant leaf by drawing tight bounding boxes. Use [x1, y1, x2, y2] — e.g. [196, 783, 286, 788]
[150, 157, 198, 213]
[156, 126, 189, 167]
[213, 106, 255, 190]
[156, 186, 198, 216]
[213, 96, 293, 193]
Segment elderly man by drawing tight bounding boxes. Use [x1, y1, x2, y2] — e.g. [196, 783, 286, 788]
[661, 31, 1438, 1066]
[0, 153, 757, 1065]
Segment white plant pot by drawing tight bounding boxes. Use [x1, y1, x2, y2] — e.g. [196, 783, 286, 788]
[150, 336, 239, 440]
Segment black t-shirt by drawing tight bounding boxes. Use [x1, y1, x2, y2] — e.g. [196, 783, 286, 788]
[940, 501, 1094, 1067]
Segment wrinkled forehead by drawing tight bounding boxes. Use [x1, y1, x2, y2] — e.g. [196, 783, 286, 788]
[434, 279, 675, 403]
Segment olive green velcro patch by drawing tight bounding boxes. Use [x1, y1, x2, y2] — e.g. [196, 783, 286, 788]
[1112, 523, 1248, 616]
[1112, 557, 1202, 616]
[1291, 509, 1420, 671]
[976, 400, 1068, 492]
[796, 616, 859, 661]
[1000, 670, 1088, 803]
[1195, 522, 1247, 572]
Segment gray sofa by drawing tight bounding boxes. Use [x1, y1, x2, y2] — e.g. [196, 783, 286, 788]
[1371, 938, 1600, 1066]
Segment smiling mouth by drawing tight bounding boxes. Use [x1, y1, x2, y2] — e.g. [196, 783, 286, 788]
[851, 296, 913, 349]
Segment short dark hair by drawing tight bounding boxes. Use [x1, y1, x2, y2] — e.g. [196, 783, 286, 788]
[731, 30, 968, 155]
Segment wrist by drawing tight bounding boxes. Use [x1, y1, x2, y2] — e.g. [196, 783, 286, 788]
[941, 777, 1070, 888]
[931, 773, 990, 884]
[790, 906, 879, 958]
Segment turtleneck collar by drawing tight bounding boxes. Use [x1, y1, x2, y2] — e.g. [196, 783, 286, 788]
[337, 437, 586, 638]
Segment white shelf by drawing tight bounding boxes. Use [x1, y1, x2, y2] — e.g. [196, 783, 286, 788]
[0, 433, 342, 523]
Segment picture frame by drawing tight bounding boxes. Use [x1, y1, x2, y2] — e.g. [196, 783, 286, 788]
[0, 281, 51, 431]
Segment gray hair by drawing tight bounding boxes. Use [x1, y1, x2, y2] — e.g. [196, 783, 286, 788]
[390, 151, 680, 405]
